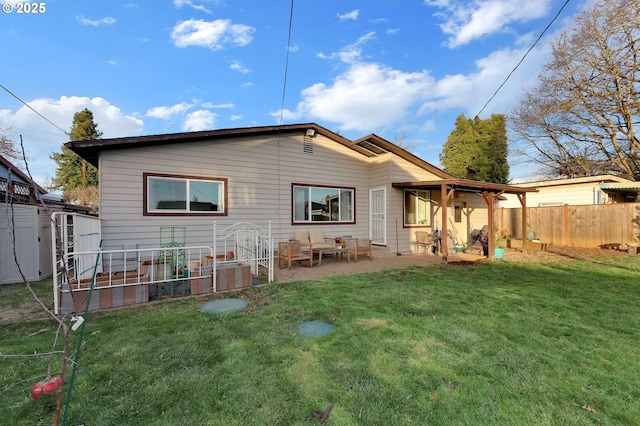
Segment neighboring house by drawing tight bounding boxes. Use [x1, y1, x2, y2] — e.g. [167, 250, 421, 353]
[498, 175, 638, 208]
[65, 123, 535, 260]
[0, 155, 94, 284]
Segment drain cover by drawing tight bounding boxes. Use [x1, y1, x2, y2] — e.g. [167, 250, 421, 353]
[297, 320, 335, 337]
[201, 298, 248, 313]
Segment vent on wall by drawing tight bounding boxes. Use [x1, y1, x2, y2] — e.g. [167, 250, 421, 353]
[303, 136, 314, 154]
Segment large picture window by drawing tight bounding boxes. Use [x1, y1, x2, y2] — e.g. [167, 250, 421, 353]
[404, 189, 430, 226]
[144, 173, 227, 216]
[293, 184, 355, 223]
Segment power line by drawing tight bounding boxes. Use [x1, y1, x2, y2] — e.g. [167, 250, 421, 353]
[278, 0, 295, 126]
[0, 83, 69, 136]
[453, 0, 571, 145]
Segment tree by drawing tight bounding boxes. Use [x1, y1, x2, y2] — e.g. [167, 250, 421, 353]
[509, 0, 640, 180]
[50, 109, 102, 194]
[440, 114, 509, 184]
[0, 125, 20, 161]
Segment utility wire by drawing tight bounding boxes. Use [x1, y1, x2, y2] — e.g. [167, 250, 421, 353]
[453, 0, 571, 144]
[0, 83, 69, 135]
[278, 0, 295, 126]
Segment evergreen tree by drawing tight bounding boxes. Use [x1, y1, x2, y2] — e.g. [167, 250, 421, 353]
[51, 108, 102, 193]
[440, 114, 509, 184]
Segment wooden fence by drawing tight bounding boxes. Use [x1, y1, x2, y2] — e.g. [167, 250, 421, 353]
[497, 203, 640, 248]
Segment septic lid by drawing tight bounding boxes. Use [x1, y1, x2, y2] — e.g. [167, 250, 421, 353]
[201, 298, 248, 313]
[297, 320, 335, 337]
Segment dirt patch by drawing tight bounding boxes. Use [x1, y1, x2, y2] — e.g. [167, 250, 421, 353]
[501, 245, 630, 263]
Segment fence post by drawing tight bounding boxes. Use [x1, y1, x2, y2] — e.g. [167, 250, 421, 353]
[563, 204, 569, 246]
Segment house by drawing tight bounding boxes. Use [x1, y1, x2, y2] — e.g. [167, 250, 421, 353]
[0, 155, 94, 284]
[65, 123, 536, 263]
[498, 175, 638, 208]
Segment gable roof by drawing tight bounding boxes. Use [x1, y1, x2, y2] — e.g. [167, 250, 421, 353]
[0, 154, 48, 195]
[65, 123, 454, 179]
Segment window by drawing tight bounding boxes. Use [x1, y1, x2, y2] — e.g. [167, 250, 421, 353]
[404, 189, 430, 226]
[144, 173, 227, 216]
[454, 205, 463, 223]
[293, 184, 354, 223]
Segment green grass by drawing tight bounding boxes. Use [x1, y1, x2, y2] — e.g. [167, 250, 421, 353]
[1, 255, 640, 425]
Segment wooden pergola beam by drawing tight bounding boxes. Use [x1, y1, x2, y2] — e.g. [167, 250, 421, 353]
[439, 184, 456, 263]
[516, 193, 528, 253]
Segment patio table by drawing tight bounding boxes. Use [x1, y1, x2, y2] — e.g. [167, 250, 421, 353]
[316, 247, 348, 265]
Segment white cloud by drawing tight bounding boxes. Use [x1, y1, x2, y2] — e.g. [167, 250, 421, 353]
[182, 110, 217, 131]
[0, 96, 142, 184]
[173, 0, 214, 14]
[317, 31, 375, 64]
[427, 0, 553, 47]
[275, 62, 434, 132]
[420, 43, 550, 115]
[76, 15, 117, 26]
[274, 26, 554, 136]
[202, 103, 235, 109]
[146, 102, 194, 119]
[230, 60, 251, 74]
[337, 10, 360, 21]
[171, 19, 255, 50]
[230, 114, 242, 121]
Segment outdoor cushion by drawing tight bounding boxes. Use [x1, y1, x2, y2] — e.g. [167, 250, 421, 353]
[308, 229, 334, 250]
[308, 229, 326, 245]
[293, 231, 310, 245]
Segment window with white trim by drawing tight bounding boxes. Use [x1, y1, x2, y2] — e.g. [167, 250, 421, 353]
[144, 173, 226, 216]
[293, 184, 354, 223]
[404, 189, 431, 226]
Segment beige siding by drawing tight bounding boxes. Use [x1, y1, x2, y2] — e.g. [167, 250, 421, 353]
[384, 156, 445, 254]
[99, 134, 373, 251]
[500, 182, 609, 207]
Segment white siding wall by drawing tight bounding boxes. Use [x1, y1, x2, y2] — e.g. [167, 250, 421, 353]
[499, 183, 607, 208]
[99, 134, 375, 251]
[384, 156, 443, 254]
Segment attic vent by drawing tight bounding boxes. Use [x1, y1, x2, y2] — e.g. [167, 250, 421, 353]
[303, 136, 314, 154]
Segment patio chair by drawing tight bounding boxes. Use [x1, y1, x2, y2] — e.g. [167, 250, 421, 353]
[416, 231, 438, 254]
[278, 240, 313, 270]
[346, 238, 373, 262]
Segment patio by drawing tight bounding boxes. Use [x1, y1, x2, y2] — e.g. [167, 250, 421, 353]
[273, 246, 488, 283]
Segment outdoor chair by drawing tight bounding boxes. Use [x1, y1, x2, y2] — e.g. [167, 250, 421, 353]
[347, 238, 373, 262]
[278, 240, 313, 270]
[416, 231, 438, 254]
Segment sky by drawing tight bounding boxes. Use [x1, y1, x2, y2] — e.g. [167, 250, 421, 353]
[0, 0, 591, 189]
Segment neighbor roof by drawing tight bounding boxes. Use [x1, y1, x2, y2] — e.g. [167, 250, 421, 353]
[512, 174, 633, 188]
[65, 123, 454, 179]
[0, 154, 48, 195]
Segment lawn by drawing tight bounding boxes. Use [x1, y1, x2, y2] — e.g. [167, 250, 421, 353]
[1, 255, 640, 425]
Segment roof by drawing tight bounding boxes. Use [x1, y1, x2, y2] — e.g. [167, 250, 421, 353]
[512, 174, 633, 189]
[392, 178, 538, 195]
[599, 181, 640, 194]
[0, 154, 48, 195]
[64, 123, 454, 179]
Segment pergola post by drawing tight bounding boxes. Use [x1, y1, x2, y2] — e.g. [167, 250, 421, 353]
[517, 193, 528, 253]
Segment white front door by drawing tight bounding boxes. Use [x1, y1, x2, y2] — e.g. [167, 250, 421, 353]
[369, 187, 386, 245]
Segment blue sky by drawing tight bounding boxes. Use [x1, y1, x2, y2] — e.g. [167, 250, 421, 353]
[1, 0, 589, 188]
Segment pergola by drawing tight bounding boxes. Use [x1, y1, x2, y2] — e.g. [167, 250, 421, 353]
[392, 179, 539, 263]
